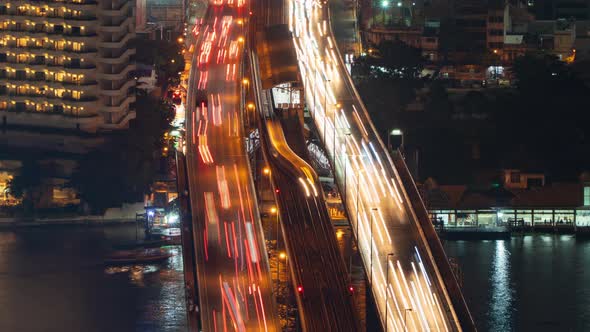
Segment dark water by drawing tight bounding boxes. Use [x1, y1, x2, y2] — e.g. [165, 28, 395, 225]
[444, 235, 590, 332]
[2, 226, 589, 332]
[0, 225, 187, 332]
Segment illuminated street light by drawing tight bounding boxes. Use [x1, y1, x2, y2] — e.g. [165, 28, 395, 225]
[270, 206, 277, 214]
[177, 37, 184, 43]
[263, 167, 270, 175]
[279, 252, 287, 260]
[237, 36, 245, 43]
[247, 102, 255, 110]
[381, 0, 389, 7]
[242, 78, 249, 85]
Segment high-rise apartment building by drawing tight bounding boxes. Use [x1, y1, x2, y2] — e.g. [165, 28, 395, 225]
[0, 0, 136, 133]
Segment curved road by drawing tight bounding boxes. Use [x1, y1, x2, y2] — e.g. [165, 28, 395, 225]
[288, 0, 474, 330]
[184, 2, 279, 331]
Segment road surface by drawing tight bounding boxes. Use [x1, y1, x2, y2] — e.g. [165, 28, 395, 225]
[288, 0, 472, 330]
[184, 2, 279, 331]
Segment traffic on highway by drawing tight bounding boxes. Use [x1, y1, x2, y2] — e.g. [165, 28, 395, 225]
[288, 0, 465, 330]
[184, 0, 279, 330]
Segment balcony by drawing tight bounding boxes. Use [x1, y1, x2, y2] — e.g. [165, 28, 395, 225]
[0, 91, 99, 102]
[9, 0, 97, 7]
[101, 109, 136, 130]
[102, 94, 135, 113]
[99, 33, 135, 49]
[96, 48, 135, 64]
[0, 107, 103, 133]
[4, 29, 98, 40]
[3, 44, 99, 55]
[98, 17, 133, 33]
[98, 79, 135, 96]
[0, 12, 97, 21]
[98, 63, 135, 80]
[98, 1, 131, 17]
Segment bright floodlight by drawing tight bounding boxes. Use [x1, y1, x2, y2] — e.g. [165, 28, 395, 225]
[397, 1, 402, 6]
[381, 0, 389, 8]
[390, 129, 402, 135]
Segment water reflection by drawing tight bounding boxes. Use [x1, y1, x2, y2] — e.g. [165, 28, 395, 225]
[0, 225, 187, 332]
[488, 240, 512, 330]
[445, 234, 590, 331]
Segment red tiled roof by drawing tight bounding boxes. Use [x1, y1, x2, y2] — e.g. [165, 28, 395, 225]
[509, 183, 583, 207]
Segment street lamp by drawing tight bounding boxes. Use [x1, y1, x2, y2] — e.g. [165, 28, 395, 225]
[271, 206, 279, 255]
[277, 251, 286, 286]
[385, 253, 394, 332]
[370, 207, 378, 285]
[404, 308, 413, 332]
[381, 0, 389, 25]
[388, 128, 403, 151]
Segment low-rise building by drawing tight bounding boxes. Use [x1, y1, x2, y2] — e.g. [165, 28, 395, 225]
[424, 171, 590, 231]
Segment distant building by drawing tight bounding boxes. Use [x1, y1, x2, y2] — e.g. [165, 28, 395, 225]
[145, 0, 184, 31]
[531, 0, 590, 20]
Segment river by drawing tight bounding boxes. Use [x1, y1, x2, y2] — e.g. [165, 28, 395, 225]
[1, 225, 588, 331]
[0, 224, 187, 332]
[444, 234, 590, 332]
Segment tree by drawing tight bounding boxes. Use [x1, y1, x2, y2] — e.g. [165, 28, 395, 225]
[70, 95, 172, 213]
[364, 40, 424, 78]
[8, 159, 42, 214]
[424, 80, 453, 117]
[133, 38, 185, 83]
[493, 53, 590, 179]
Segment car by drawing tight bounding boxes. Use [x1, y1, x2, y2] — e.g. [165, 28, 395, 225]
[172, 90, 182, 105]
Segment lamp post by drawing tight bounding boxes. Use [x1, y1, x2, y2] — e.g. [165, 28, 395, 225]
[404, 308, 413, 332]
[271, 206, 279, 290]
[271, 206, 279, 249]
[370, 207, 378, 285]
[381, 0, 389, 26]
[388, 128, 403, 152]
[278, 251, 286, 287]
[385, 253, 394, 332]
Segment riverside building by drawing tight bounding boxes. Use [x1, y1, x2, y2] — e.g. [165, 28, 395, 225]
[0, 0, 136, 133]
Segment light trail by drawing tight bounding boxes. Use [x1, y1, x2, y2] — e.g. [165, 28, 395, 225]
[288, 0, 463, 329]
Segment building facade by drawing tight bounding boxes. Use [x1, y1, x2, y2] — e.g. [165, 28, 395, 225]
[0, 0, 136, 133]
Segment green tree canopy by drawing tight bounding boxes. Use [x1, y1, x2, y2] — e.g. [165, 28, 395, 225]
[133, 38, 185, 82]
[71, 95, 172, 213]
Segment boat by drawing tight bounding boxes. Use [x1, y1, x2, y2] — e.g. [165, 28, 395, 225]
[104, 248, 173, 265]
[113, 239, 171, 250]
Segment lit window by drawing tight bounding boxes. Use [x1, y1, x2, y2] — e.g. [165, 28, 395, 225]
[54, 72, 64, 82]
[17, 54, 28, 63]
[510, 172, 520, 183]
[584, 187, 590, 206]
[73, 42, 82, 51]
[54, 88, 65, 98]
[72, 91, 81, 100]
[55, 40, 65, 50]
